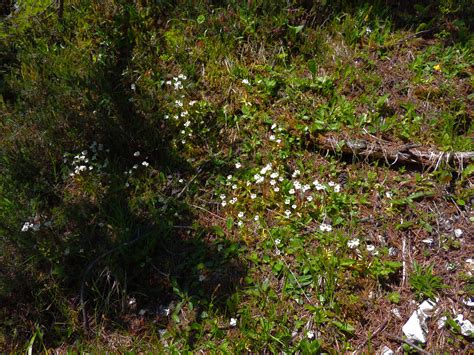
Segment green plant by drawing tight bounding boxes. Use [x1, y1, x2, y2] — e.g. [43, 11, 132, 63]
[409, 262, 446, 300]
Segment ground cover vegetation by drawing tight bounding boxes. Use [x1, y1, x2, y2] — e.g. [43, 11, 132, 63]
[0, 0, 473, 352]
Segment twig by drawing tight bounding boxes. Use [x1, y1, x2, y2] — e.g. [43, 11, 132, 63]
[387, 335, 431, 355]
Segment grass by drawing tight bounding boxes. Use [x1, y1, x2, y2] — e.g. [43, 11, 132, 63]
[0, 0, 473, 353]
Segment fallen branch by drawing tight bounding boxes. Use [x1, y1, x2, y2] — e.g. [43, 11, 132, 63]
[316, 134, 474, 170]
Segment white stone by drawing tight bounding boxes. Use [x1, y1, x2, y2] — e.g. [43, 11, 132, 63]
[402, 299, 437, 343]
[454, 314, 474, 337]
[380, 345, 394, 355]
[454, 228, 463, 238]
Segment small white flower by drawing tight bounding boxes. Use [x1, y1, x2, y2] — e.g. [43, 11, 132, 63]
[328, 181, 335, 187]
[334, 184, 341, 193]
[178, 74, 187, 80]
[270, 180, 276, 186]
[313, 180, 325, 190]
[175, 100, 183, 107]
[385, 191, 393, 199]
[254, 215, 259, 221]
[232, 184, 237, 190]
[289, 189, 295, 195]
[242, 79, 250, 85]
[291, 204, 297, 209]
[198, 274, 206, 282]
[275, 249, 281, 256]
[270, 172, 279, 179]
[285, 210, 291, 217]
[273, 187, 280, 192]
[347, 238, 360, 249]
[181, 111, 188, 117]
[238, 212, 245, 218]
[227, 175, 233, 180]
[166, 80, 172, 85]
[276, 139, 281, 144]
[189, 100, 197, 106]
[302, 184, 311, 192]
[454, 228, 463, 238]
[285, 199, 290, 205]
[184, 120, 191, 127]
[250, 193, 257, 199]
[292, 170, 300, 177]
[178, 178, 184, 183]
[307, 330, 315, 339]
[235, 162, 242, 169]
[230, 197, 237, 204]
[275, 238, 281, 245]
[221, 201, 227, 207]
[237, 221, 243, 227]
[307, 195, 313, 202]
[142, 161, 150, 167]
[164, 115, 169, 119]
[278, 176, 284, 182]
[230, 317, 238, 327]
[271, 123, 277, 130]
[21, 222, 31, 232]
[269, 135, 276, 141]
[294, 181, 301, 190]
[131, 83, 136, 91]
[319, 223, 332, 232]
[220, 194, 226, 200]
[366, 244, 377, 255]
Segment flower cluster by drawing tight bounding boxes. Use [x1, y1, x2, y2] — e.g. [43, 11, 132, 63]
[64, 141, 109, 177]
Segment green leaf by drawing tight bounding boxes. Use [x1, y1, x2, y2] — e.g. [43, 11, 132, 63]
[197, 15, 206, 24]
[332, 320, 355, 333]
[308, 59, 317, 75]
[226, 217, 234, 230]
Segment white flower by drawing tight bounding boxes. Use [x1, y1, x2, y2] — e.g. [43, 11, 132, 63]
[313, 180, 325, 190]
[142, 161, 149, 167]
[220, 194, 226, 200]
[250, 193, 257, 199]
[232, 184, 237, 190]
[276, 139, 281, 144]
[291, 204, 297, 209]
[328, 181, 335, 187]
[274, 187, 280, 192]
[307, 195, 313, 202]
[270, 180, 276, 186]
[198, 274, 206, 282]
[189, 100, 197, 106]
[294, 181, 301, 190]
[275, 238, 281, 245]
[269, 135, 276, 141]
[184, 120, 191, 127]
[292, 170, 300, 177]
[181, 111, 188, 117]
[238, 212, 245, 218]
[270, 172, 279, 179]
[230, 317, 238, 327]
[289, 189, 295, 195]
[347, 238, 360, 249]
[334, 184, 341, 193]
[275, 249, 281, 256]
[178, 178, 184, 183]
[385, 191, 393, 198]
[175, 100, 183, 107]
[178, 74, 187, 80]
[230, 197, 237, 204]
[242, 79, 250, 85]
[21, 222, 31, 232]
[367, 244, 378, 255]
[221, 201, 227, 207]
[227, 175, 233, 180]
[302, 184, 311, 192]
[271, 123, 277, 130]
[237, 221, 243, 227]
[278, 176, 284, 182]
[285, 199, 290, 205]
[307, 330, 315, 339]
[166, 80, 172, 85]
[285, 210, 291, 217]
[454, 228, 463, 238]
[235, 162, 242, 169]
[319, 223, 332, 232]
[254, 215, 259, 221]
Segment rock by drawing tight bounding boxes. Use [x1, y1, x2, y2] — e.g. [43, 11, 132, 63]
[380, 345, 394, 355]
[402, 299, 437, 343]
[454, 314, 474, 337]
